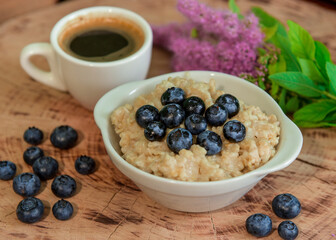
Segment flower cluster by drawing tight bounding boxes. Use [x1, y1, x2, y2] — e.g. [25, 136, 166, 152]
[152, 0, 264, 76]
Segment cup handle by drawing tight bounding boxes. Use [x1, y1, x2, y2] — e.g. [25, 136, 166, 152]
[20, 43, 67, 91]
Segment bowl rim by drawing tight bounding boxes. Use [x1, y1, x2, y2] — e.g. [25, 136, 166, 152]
[94, 70, 303, 188]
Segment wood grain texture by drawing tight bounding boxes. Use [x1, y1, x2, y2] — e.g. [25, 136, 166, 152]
[0, 0, 335, 239]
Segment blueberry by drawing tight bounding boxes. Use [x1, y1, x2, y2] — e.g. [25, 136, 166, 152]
[52, 199, 74, 220]
[205, 103, 228, 126]
[278, 221, 299, 240]
[196, 130, 222, 155]
[23, 146, 44, 166]
[0, 160, 16, 180]
[16, 197, 44, 223]
[215, 94, 240, 118]
[167, 128, 193, 153]
[246, 213, 272, 237]
[23, 127, 43, 145]
[159, 103, 185, 128]
[50, 125, 78, 149]
[182, 96, 205, 116]
[33, 156, 59, 180]
[51, 175, 77, 198]
[144, 121, 166, 141]
[13, 173, 41, 197]
[185, 114, 207, 135]
[223, 120, 246, 142]
[75, 155, 96, 175]
[135, 105, 160, 128]
[161, 87, 185, 105]
[272, 193, 301, 219]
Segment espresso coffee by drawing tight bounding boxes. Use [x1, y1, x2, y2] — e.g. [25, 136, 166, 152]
[59, 16, 144, 62]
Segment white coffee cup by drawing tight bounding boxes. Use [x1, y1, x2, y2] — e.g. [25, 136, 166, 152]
[20, 6, 153, 110]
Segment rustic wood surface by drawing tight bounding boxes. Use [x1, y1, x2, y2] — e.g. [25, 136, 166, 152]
[0, 0, 335, 239]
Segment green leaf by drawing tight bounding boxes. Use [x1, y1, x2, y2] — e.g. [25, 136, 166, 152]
[324, 111, 336, 122]
[270, 79, 279, 97]
[298, 58, 325, 84]
[293, 100, 336, 122]
[269, 72, 322, 98]
[326, 62, 336, 95]
[262, 24, 278, 41]
[295, 121, 336, 128]
[269, 55, 286, 75]
[315, 41, 331, 80]
[287, 20, 315, 60]
[271, 34, 301, 72]
[190, 28, 198, 38]
[286, 96, 300, 113]
[229, 0, 243, 19]
[279, 88, 287, 113]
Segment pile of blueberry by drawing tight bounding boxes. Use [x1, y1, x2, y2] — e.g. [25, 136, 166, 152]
[0, 125, 96, 223]
[135, 87, 246, 155]
[246, 193, 301, 239]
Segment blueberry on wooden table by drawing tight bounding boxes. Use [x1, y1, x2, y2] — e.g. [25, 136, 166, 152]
[246, 213, 272, 237]
[52, 199, 73, 220]
[0, 160, 16, 180]
[205, 103, 228, 126]
[223, 120, 246, 143]
[23, 126, 44, 145]
[278, 221, 299, 240]
[196, 130, 222, 155]
[183, 96, 205, 116]
[135, 105, 160, 128]
[75, 155, 96, 175]
[166, 128, 193, 154]
[33, 156, 59, 180]
[50, 125, 78, 149]
[161, 87, 186, 105]
[272, 193, 301, 219]
[23, 146, 44, 166]
[215, 94, 240, 118]
[51, 175, 77, 198]
[16, 197, 44, 223]
[144, 121, 166, 141]
[159, 103, 185, 128]
[13, 173, 41, 197]
[184, 114, 207, 135]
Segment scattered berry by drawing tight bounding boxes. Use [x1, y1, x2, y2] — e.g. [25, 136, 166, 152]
[223, 120, 246, 142]
[205, 103, 228, 126]
[246, 213, 272, 238]
[51, 175, 77, 198]
[50, 125, 78, 149]
[272, 193, 301, 219]
[52, 199, 74, 220]
[16, 197, 44, 223]
[13, 173, 41, 197]
[161, 87, 186, 105]
[184, 114, 207, 135]
[0, 160, 16, 180]
[144, 121, 166, 141]
[278, 221, 299, 240]
[215, 94, 240, 118]
[182, 96, 205, 116]
[33, 156, 59, 180]
[135, 105, 160, 128]
[196, 130, 222, 155]
[159, 103, 185, 128]
[23, 127, 43, 145]
[75, 155, 96, 175]
[23, 146, 44, 166]
[167, 128, 193, 153]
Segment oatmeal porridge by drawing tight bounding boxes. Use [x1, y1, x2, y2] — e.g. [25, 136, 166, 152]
[111, 77, 280, 182]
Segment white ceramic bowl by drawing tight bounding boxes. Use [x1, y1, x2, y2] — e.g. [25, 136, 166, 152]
[94, 71, 303, 212]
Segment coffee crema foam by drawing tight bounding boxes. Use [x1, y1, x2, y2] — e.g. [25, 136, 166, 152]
[58, 15, 145, 62]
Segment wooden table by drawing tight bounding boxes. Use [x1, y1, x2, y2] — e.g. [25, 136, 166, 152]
[0, 0, 335, 239]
